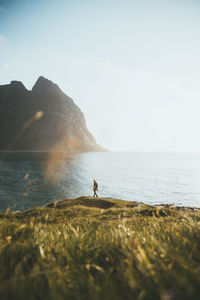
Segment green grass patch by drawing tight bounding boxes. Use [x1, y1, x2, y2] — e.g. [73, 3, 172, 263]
[0, 197, 200, 299]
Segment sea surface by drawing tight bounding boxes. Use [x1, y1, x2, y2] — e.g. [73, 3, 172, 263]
[0, 151, 200, 211]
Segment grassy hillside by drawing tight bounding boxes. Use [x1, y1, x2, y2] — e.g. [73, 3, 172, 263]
[0, 197, 200, 300]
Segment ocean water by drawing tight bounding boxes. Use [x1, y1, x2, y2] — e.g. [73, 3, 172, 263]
[0, 151, 200, 211]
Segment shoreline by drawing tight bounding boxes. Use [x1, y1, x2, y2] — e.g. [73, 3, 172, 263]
[4, 196, 200, 214]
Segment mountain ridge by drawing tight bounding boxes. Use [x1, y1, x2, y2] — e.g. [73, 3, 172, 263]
[0, 76, 104, 152]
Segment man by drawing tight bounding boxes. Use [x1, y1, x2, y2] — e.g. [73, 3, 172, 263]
[93, 179, 98, 198]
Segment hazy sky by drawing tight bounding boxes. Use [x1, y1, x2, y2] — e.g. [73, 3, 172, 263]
[0, 0, 200, 151]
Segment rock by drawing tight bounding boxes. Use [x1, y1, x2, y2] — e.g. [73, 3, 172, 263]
[0, 76, 104, 152]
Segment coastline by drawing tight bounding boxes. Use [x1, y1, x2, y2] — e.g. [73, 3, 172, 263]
[6, 196, 200, 215]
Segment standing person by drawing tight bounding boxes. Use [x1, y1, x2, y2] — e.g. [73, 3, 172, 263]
[93, 179, 98, 198]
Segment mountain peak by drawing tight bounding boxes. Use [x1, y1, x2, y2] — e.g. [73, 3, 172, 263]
[10, 80, 26, 90]
[32, 76, 60, 93]
[36, 76, 50, 84]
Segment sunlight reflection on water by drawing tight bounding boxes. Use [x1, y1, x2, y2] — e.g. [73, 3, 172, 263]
[0, 151, 200, 211]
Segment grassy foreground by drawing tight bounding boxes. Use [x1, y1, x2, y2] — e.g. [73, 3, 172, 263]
[0, 197, 200, 300]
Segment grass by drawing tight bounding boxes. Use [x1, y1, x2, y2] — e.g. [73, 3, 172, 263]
[0, 197, 200, 299]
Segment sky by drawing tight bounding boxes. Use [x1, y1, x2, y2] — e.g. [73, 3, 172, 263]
[0, 0, 200, 152]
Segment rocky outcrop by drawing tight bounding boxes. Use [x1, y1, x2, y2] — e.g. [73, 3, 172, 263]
[0, 76, 104, 152]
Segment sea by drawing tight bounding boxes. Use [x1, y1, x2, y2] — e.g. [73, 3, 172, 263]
[0, 151, 200, 211]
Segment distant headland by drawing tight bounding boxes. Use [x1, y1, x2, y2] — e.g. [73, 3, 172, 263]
[0, 76, 105, 152]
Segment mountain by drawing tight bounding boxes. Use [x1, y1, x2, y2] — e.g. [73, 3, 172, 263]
[0, 76, 104, 152]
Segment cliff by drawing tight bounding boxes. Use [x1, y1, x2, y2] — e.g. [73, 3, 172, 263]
[0, 76, 104, 152]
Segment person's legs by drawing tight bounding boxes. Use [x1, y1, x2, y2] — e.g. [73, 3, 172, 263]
[93, 189, 98, 197]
